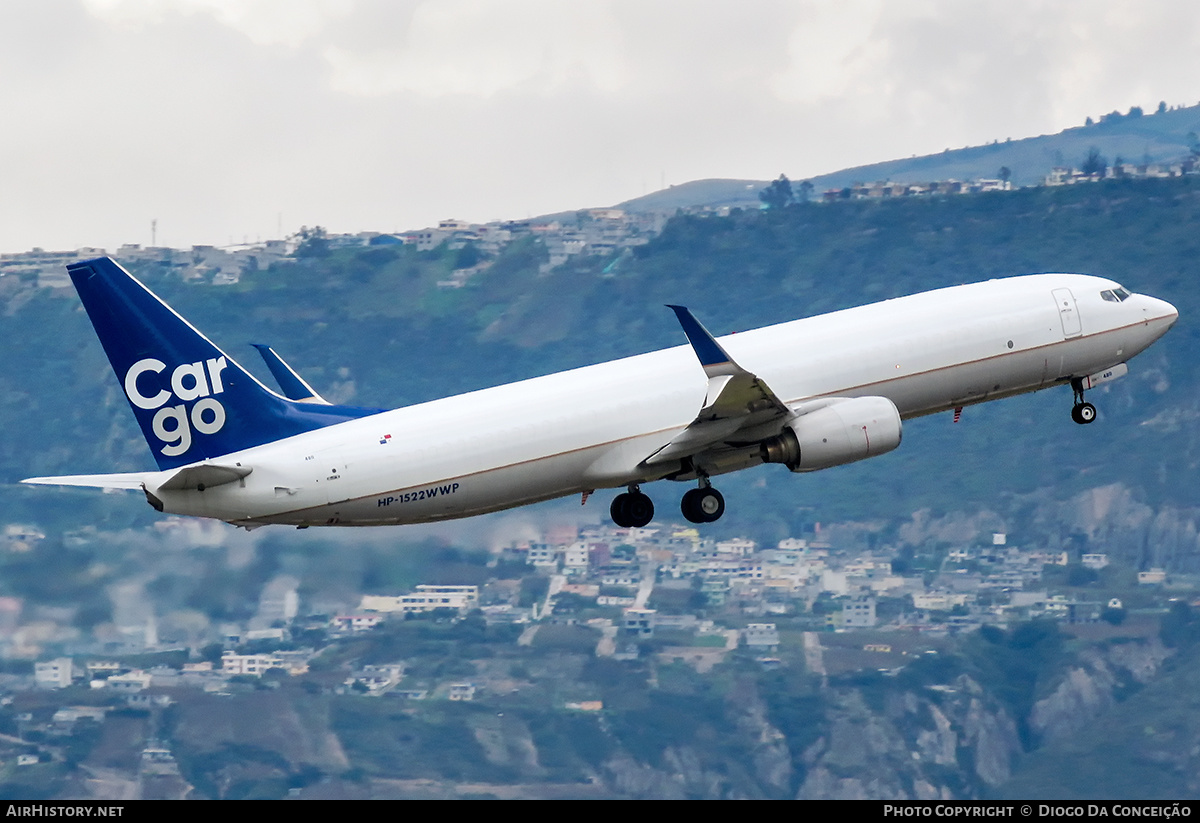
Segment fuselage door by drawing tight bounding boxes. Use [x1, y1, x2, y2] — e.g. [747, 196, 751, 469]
[1052, 288, 1082, 338]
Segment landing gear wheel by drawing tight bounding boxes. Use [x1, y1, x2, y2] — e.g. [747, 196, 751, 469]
[1071, 402, 1097, 425]
[610, 490, 654, 528]
[681, 487, 725, 523]
[1070, 378, 1097, 425]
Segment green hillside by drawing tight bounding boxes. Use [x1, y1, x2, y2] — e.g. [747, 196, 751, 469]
[6, 174, 1200, 551]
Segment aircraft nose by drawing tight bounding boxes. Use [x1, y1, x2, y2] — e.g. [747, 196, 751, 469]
[1140, 295, 1178, 340]
[1150, 296, 1179, 327]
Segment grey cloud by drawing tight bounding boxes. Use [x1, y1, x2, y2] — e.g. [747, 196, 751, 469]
[1, 1, 1199, 253]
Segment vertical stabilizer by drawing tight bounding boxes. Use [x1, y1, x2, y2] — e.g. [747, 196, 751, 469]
[67, 257, 378, 470]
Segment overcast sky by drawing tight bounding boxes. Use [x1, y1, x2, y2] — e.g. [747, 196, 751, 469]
[3, 0, 1199, 254]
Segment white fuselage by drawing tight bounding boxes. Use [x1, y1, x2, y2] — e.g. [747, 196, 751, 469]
[146, 273, 1177, 527]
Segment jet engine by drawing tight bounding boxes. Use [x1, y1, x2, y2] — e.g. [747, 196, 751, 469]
[759, 396, 902, 472]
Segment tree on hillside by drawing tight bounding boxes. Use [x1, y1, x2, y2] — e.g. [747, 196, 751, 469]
[1081, 147, 1107, 177]
[1160, 601, 1200, 648]
[998, 167, 1012, 185]
[759, 174, 794, 210]
[295, 225, 331, 259]
[1157, 101, 1168, 115]
[453, 242, 483, 270]
[796, 179, 815, 203]
[1128, 105, 1144, 118]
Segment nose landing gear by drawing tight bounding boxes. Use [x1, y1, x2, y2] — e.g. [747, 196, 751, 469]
[1070, 378, 1097, 425]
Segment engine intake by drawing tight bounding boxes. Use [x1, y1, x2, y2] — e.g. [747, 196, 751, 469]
[760, 396, 902, 472]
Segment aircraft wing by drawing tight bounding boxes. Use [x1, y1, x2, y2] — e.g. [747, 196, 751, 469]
[643, 306, 791, 466]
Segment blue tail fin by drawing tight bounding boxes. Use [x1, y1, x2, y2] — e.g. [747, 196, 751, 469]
[67, 257, 380, 470]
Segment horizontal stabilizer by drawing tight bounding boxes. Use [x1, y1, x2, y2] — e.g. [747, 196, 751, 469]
[21, 472, 151, 490]
[158, 463, 252, 491]
[250, 344, 330, 404]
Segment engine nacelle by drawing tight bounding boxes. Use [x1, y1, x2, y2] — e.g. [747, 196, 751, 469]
[760, 396, 902, 472]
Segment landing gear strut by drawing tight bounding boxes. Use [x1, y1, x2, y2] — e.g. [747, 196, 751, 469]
[611, 485, 654, 528]
[1070, 378, 1097, 425]
[680, 475, 725, 524]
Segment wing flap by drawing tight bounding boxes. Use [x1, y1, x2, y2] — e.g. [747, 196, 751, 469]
[644, 418, 746, 465]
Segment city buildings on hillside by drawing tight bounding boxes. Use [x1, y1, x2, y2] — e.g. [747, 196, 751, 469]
[360, 585, 480, 615]
[13, 153, 1196, 287]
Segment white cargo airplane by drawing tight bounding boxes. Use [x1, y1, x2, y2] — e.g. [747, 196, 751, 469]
[22, 258, 1177, 529]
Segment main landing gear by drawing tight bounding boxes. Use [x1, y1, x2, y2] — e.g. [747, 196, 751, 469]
[611, 485, 655, 528]
[1070, 377, 1097, 425]
[609, 480, 727, 527]
[681, 480, 724, 524]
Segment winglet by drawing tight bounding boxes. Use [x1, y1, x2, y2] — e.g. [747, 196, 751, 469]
[667, 305, 738, 375]
[644, 306, 792, 466]
[250, 344, 330, 404]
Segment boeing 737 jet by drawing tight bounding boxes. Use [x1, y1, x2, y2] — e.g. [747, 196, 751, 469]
[23, 258, 1177, 529]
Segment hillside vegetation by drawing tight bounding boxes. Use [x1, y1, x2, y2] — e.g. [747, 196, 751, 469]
[6, 175, 1200, 549]
[3, 176, 1200, 799]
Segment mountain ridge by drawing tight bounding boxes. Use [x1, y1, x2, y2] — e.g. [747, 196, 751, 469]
[616, 103, 1200, 213]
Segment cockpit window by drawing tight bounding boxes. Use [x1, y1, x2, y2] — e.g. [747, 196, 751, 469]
[1100, 287, 1131, 302]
